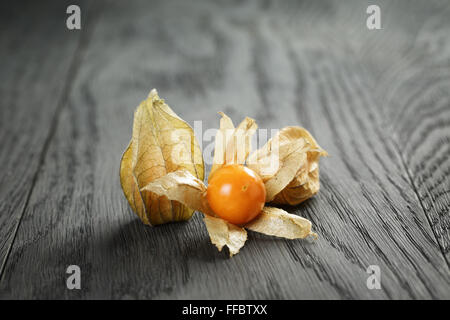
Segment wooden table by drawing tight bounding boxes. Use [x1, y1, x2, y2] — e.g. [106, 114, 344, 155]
[0, 0, 449, 299]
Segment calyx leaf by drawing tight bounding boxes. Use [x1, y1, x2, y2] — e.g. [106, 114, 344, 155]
[141, 170, 214, 216]
[209, 113, 257, 181]
[245, 206, 317, 239]
[203, 215, 247, 257]
[119, 89, 204, 225]
[248, 126, 327, 205]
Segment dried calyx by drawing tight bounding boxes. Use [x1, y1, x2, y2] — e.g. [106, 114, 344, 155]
[120, 89, 327, 256]
[120, 89, 204, 225]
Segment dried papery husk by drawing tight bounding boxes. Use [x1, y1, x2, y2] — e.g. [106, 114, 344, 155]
[199, 114, 319, 256]
[247, 134, 310, 202]
[203, 215, 247, 257]
[225, 117, 257, 165]
[245, 206, 317, 239]
[141, 170, 214, 216]
[143, 169, 318, 256]
[209, 112, 234, 180]
[140, 170, 247, 257]
[247, 126, 327, 205]
[209, 113, 257, 181]
[119, 89, 204, 225]
[121, 109, 322, 257]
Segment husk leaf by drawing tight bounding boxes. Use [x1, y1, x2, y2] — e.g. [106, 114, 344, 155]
[209, 113, 257, 181]
[245, 206, 317, 239]
[203, 214, 247, 257]
[119, 89, 204, 225]
[140, 170, 214, 216]
[247, 126, 327, 205]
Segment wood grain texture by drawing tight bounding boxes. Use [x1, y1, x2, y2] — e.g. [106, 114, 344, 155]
[368, 1, 450, 264]
[0, 0, 86, 274]
[0, 0, 449, 299]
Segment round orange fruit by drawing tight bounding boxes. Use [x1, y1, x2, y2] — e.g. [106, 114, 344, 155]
[207, 165, 266, 225]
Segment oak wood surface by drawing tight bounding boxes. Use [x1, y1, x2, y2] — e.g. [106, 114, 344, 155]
[0, 0, 448, 299]
[0, 0, 86, 276]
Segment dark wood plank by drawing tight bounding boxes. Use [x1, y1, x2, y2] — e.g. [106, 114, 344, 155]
[364, 1, 450, 263]
[0, 0, 86, 274]
[0, 0, 449, 299]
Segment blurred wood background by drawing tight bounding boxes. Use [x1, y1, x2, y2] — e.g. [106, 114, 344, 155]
[0, 0, 449, 299]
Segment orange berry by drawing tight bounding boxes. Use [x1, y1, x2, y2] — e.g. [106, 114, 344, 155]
[207, 165, 266, 225]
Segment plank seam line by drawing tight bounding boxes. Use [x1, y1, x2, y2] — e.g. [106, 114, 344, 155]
[354, 48, 450, 271]
[0, 2, 98, 283]
[392, 138, 450, 269]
